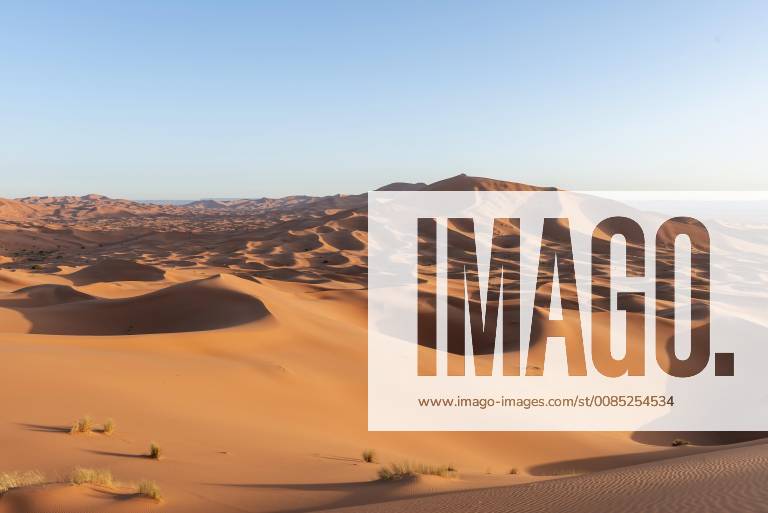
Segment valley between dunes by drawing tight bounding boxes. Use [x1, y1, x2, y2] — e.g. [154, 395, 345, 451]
[0, 175, 765, 512]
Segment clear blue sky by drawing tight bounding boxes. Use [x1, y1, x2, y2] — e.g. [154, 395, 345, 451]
[0, 1, 766, 199]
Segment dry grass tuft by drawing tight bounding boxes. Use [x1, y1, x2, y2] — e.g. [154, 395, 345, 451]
[672, 438, 691, 447]
[149, 442, 162, 460]
[509, 467, 519, 475]
[70, 415, 94, 435]
[71, 469, 163, 502]
[377, 461, 457, 480]
[70, 467, 114, 488]
[0, 470, 46, 494]
[138, 480, 162, 501]
[362, 449, 377, 463]
[377, 462, 414, 480]
[2, 468, 163, 503]
[103, 418, 116, 435]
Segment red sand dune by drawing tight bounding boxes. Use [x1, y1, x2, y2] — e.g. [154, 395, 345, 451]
[0, 174, 764, 513]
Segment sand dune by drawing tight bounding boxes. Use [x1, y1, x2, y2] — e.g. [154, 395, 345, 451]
[0, 175, 764, 513]
[0, 274, 271, 335]
[378, 173, 556, 192]
[318, 441, 768, 513]
[3, 284, 94, 307]
[66, 259, 166, 285]
[0, 199, 41, 222]
[0, 271, 35, 290]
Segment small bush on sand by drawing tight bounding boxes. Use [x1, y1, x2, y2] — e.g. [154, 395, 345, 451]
[378, 462, 456, 480]
[70, 415, 94, 435]
[0, 470, 46, 494]
[71, 469, 162, 501]
[509, 468, 518, 475]
[672, 438, 690, 447]
[149, 442, 162, 460]
[70, 467, 114, 488]
[103, 418, 115, 435]
[138, 480, 162, 501]
[362, 449, 377, 463]
[377, 462, 413, 480]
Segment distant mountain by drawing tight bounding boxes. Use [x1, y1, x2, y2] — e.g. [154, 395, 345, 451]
[378, 173, 555, 192]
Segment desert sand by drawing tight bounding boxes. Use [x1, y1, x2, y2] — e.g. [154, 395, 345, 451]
[0, 174, 765, 512]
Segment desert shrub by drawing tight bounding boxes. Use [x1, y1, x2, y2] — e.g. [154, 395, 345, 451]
[103, 418, 115, 435]
[149, 442, 162, 460]
[377, 462, 413, 480]
[0, 470, 46, 494]
[70, 415, 94, 434]
[362, 449, 376, 463]
[138, 480, 162, 501]
[672, 438, 690, 447]
[509, 468, 518, 475]
[378, 461, 456, 480]
[70, 467, 114, 488]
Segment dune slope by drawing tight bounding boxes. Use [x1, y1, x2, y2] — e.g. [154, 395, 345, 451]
[319, 441, 768, 513]
[0, 274, 271, 335]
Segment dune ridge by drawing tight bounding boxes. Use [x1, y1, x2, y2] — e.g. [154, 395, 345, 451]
[0, 273, 271, 335]
[66, 258, 166, 285]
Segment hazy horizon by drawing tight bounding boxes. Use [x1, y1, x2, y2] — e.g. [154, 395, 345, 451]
[8, 169, 768, 201]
